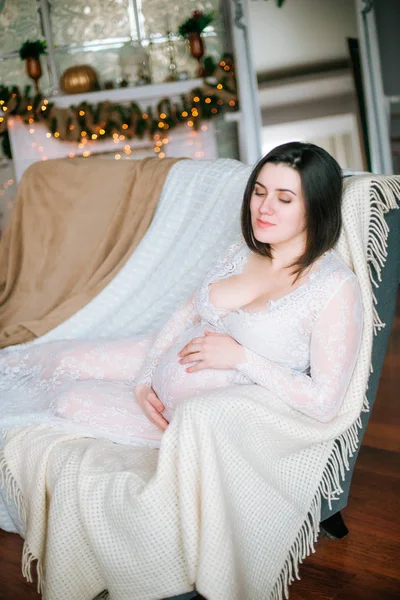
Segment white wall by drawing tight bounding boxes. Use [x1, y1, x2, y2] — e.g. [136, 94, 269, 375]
[248, 0, 358, 74]
[261, 113, 364, 170]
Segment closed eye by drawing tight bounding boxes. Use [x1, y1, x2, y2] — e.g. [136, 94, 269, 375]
[279, 198, 291, 204]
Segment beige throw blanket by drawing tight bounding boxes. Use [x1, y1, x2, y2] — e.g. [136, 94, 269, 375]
[1, 173, 399, 600]
[0, 156, 183, 348]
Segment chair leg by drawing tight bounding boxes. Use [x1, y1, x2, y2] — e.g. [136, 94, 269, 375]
[320, 511, 349, 539]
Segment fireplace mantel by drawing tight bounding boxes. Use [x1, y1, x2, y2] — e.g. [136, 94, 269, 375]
[49, 78, 204, 108]
[7, 78, 218, 183]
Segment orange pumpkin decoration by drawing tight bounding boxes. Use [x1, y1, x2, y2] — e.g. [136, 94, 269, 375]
[60, 65, 99, 94]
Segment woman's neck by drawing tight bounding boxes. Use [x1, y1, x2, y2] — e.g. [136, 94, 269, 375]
[268, 237, 307, 271]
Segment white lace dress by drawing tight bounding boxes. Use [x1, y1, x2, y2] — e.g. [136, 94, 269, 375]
[0, 241, 363, 447]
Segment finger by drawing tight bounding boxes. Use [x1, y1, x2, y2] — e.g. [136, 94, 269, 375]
[186, 362, 207, 373]
[184, 336, 205, 345]
[147, 391, 165, 413]
[144, 400, 169, 430]
[204, 330, 220, 336]
[178, 338, 204, 357]
[179, 343, 202, 358]
[178, 343, 189, 357]
[180, 353, 202, 365]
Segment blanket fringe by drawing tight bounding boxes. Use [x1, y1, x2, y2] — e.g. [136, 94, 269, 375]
[0, 451, 26, 524]
[271, 175, 399, 600]
[270, 394, 370, 599]
[367, 177, 400, 334]
[22, 543, 45, 594]
[0, 449, 44, 594]
[270, 492, 322, 600]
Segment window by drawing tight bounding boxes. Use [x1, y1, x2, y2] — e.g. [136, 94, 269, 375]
[0, 0, 223, 92]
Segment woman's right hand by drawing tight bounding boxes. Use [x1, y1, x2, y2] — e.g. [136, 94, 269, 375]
[134, 384, 169, 431]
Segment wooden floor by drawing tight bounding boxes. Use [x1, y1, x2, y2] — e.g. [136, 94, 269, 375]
[0, 292, 399, 600]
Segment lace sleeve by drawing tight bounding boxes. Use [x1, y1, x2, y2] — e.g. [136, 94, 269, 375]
[135, 293, 199, 387]
[236, 275, 363, 422]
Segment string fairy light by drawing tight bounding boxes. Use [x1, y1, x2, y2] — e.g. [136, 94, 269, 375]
[0, 55, 238, 172]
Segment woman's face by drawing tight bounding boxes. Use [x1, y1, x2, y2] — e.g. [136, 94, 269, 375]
[250, 162, 307, 250]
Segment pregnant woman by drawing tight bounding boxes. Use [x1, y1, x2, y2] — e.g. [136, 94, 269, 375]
[0, 142, 363, 446]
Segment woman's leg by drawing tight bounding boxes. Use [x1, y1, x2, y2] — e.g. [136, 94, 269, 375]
[52, 379, 163, 443]
[49, 335, 163, 442]
[44, 335, 154, 384]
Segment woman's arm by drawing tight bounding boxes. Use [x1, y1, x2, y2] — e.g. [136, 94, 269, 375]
[235, 275, 363, 422]
[135, 292, 199, 387]
[136, 240, 243, 387]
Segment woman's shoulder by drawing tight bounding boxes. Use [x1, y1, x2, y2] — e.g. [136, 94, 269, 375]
[320, 249, 358, 282]
[216, 237, 248, 267]
[317, 250, 361, 303]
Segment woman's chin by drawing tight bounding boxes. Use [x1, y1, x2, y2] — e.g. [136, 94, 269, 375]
[253, 230, 277, 244]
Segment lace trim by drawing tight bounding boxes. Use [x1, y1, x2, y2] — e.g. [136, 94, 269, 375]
[199, 244, 350, 322]
[197, 240, 248, 325]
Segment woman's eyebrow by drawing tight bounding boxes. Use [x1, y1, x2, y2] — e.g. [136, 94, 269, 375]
[277, 188, 296, 195]
[255, 181, 297, 196]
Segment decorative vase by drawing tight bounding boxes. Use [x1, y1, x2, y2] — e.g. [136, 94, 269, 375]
[60, 65, 99, 95]
[119, 41, 151, 86]
[188, 32, 205, 77]
[26, 57, 42, 95]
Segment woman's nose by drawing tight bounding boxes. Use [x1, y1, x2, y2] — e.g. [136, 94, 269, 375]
[259, 196, 274, 215]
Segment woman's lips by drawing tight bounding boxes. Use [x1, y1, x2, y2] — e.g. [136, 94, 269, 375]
[256, 219, 276, 228]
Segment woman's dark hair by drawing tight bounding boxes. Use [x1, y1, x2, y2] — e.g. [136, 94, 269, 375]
[241, 141, 343, 278]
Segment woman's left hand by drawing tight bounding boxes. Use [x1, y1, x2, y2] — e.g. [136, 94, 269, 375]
[178, 331, 246, 372]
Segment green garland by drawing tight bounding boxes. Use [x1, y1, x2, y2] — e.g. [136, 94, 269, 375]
[0, 54, 237, 160]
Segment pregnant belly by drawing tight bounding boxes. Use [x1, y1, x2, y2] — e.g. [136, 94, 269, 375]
[151, 324, 237, 422]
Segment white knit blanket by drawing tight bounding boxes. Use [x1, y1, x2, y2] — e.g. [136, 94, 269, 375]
[1, 165, 399, 600]
[28, 159, 252, 342]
